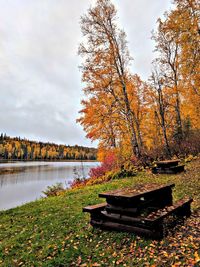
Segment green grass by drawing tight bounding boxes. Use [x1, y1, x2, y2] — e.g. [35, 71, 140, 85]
[0, 159, 200, 266]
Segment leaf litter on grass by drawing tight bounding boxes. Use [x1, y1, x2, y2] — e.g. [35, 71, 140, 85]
[0, 158, 200, 266]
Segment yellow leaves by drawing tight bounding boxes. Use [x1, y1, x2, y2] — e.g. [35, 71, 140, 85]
[169, 249, 200, 267]
[172, 252, 200, 267]
[115, 259, 124, 265]
[194, 251, 200, 263]
[80, 263, 101, 267]
[162, 251, 169, 257]
[4, 247, 9, 255]
[171, 262, 182, 267]
[112, 251, 117, 257]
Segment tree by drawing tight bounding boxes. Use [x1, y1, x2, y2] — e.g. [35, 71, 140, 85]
[152, 0, 200, 142]
[78, 93, 120, 148]
[173, 0, 200, 96]
[152, 18, 183, 142]
[170, 0, 200, 130]
[78, 0, 141, 157]
[150, 68, 172, 157]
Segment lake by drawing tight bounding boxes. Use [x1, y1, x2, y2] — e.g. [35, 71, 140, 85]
[0, 161, 98, 211]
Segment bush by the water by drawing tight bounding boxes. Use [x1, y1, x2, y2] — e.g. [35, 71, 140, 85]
[89, 152, 117, 178]
[70, 153, 138, 189]
[42, 183, 65, 197]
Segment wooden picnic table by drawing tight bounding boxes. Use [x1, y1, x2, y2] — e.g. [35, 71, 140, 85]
[99, 183, 174, 212]
[152, 159, 184, 174]
[99, 183, 174, 201]
[155, 159, 180, 168]
[83, 183, 192, 239]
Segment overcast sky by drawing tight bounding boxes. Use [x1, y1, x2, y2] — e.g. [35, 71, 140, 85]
[0, 0, 172, 147]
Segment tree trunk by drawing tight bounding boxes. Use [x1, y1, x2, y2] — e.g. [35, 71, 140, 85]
[122, 84, 141, 157]
[158, 86, 171, 157]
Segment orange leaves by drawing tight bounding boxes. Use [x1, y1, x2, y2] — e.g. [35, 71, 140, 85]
[148, 0, 200, 154]
[194, 251, 200, 263]
[79, 0, 143, 156]
[170, 250, 200, 267]
[79, 0, 200, 159]
[171, 263, 182, 267]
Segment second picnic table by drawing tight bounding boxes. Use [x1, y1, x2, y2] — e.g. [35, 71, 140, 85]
[152, 159, 185, 174]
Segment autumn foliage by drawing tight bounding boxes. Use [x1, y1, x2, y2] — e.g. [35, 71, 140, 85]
[89, 152, 117, 179]
[78, 0, 200, 165]
[0, 134, 97, 161]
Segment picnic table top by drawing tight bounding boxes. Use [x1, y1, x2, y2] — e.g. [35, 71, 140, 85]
[99, 183, 175, 199]
[155, 159, 180, 165]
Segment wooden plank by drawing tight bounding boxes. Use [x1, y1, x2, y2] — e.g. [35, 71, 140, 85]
[104, 186, 174, 209]
[105, 204, 138, 215]
[152, 165, 185, 174]
[144, 198, 193, 223]
[155, 160, 180, 168]
[83, 202, 106, 213]
[170, 165, 185, 173]
[99, 183, 175, 200]
[105, 190, 173, 215]
[91, 219, 162, 239]
[101, 210, 143, 224]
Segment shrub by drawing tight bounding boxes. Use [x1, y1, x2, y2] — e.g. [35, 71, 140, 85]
[146, 129, 200, 160]
[105, 169, 136, 180]
[171, 130, 200, 157]
[69, 177, 87, 189]
[89, 152, 117, 179]
[69, 152, 139, 189]
[42, 183, 65, 197]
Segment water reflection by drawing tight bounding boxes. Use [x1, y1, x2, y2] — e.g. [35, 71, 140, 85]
[0, 161, 98, 210]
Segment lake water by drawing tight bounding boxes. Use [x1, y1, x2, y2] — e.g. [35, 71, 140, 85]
[0, 161, 98, 211]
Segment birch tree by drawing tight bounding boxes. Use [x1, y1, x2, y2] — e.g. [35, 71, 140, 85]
[78, 0, 141, 157]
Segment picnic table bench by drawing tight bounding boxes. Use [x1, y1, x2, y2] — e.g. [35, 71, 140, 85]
[83, 183, 192, 239]
[152, 159, 185, 174]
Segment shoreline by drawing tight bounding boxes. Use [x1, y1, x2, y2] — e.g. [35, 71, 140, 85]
[0, 159, 98, 164]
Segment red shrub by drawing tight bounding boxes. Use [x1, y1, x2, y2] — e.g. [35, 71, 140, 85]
[89, 152, 117, 178]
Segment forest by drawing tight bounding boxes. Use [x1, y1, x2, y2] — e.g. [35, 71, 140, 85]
[78, 0, 200, 164]
[0, 134, 97, 161]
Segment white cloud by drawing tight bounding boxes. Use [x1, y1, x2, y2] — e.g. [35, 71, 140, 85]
[0, 0, 171, 146]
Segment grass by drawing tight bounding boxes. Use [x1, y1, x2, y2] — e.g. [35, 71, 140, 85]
[0, 159, 200, 266]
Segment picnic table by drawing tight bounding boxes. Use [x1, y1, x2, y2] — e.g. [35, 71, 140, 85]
[156, 159, 180, 167]
[152, 159, 185, 174]
[83, 183, 192, 239]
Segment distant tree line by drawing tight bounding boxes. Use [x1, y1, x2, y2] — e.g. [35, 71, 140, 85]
[0, 134, 97, 161]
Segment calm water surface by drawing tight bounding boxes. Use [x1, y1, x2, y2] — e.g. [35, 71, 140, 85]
[0, 161, 98, 210]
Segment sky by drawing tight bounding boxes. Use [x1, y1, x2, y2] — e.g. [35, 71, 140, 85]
[0, 0, 172, 147]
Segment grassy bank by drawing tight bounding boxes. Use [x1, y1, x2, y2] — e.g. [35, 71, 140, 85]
[0, 159, 200, 266]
